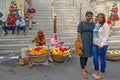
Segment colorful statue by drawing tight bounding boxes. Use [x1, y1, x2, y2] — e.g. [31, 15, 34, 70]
[109, 2, 119, 21]
[9, 0, 20, 18]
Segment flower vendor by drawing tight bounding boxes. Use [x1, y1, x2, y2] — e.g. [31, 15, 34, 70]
[32, 30, 46, 46]
[49, 33, 64, 48]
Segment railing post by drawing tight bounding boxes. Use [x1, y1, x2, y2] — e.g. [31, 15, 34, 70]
[80, 3, 82, 20]
[54, 15, 57, 33]
[107, 6, 110, 18]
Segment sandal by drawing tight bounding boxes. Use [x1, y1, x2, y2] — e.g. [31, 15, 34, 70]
[82, 72, 88, 79]
[93, 72, 104, 79]
[94, 75, 104, 79]
[85, 68, 91, 74]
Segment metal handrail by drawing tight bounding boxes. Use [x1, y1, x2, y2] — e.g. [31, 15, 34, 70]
[51, 0, 58, 33]
[25, 0, 32, 6]
[50, 0, 68, 33]
[73, 0, 97, 20]
[73, 0, 86, 20]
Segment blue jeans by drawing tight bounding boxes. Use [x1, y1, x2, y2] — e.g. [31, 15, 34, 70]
[92, 44, 108, 73]
[2, 26, 15, 34]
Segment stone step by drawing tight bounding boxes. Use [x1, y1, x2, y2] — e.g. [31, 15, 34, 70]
[0, 42, 74, 51]
[0, 29, 77, 37]
[112, 31, 120, 35]
[33, 17, 78, 21]
[35, 8, 51, 10]
[32, 2, 51, 4]
[33, 14, 79, 17]
[33, 19, 79, 23]
[33, 12, 51, 16]
[0, 50, 20, 53]
[0, 31, 77, 38]
[33, 14, 51, 16]
[32, 19, 52, 22]
[109, 36, 120, 40]
[54, 7, 76, 9]
[108, 44, 120, 49]
[33, 26, 77, 30]
[33, 11, 51, 14]
[0, 37, 76, 44]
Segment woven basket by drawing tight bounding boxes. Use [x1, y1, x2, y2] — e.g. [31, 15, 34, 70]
[106, 56, 120, 61]
[29, 53, 49, 63]
[52, 55, 69, 63]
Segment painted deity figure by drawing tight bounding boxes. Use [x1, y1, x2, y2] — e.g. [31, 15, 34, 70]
[9, 0, 20, 18]
[109, 2, 119, 21]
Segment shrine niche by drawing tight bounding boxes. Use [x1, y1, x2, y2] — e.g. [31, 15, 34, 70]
[9, 0, 20, 18]
[6, 0, 24, 18]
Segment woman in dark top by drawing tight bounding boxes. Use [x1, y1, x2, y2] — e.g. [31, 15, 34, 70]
[77, 11, 95, 79]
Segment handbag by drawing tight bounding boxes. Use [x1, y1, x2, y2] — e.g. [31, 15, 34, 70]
[75, 21, 84, 56]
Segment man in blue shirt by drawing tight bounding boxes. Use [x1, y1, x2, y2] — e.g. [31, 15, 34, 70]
[16, 16, 26, 35]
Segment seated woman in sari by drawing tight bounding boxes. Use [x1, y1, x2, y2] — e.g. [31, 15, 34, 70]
[32, 30, 46, 46]
[50, 33, 63, 48]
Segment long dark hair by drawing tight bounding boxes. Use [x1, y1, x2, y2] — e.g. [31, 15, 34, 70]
[97, 13, 106, 27]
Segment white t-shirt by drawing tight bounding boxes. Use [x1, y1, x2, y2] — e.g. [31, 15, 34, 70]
[16, 19, 25, 27]
[93, 22, 110, 46]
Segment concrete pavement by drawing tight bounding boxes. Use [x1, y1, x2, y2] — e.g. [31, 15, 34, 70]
[0, 52, 120, 80]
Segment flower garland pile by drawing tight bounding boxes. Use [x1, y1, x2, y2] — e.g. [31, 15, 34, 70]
[51, 46, 71, 56]
[26, 46, 50, 55]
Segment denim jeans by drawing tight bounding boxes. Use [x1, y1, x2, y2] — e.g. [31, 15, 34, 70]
[2, 26, 15, 34]
[92, 44, 108, 73]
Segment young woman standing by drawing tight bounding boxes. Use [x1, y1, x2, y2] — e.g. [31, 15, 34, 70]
[92, 13, 110, 79]
[77, 11, 95, 79]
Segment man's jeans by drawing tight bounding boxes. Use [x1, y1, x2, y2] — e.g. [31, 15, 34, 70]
[2, 26, 15, 34]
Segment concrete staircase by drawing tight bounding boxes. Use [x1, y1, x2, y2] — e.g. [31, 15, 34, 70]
[0, 0, 53, 53]
[0, 0, 80, 53]
[52, 0, 80, 48]
[108, 28, 120, 49]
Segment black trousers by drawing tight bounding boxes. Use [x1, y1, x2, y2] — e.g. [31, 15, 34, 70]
[80, 57, 88, 69]
[17, 26, 26, 34]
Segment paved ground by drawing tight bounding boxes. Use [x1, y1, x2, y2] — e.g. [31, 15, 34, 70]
[0, 52, 120, 80]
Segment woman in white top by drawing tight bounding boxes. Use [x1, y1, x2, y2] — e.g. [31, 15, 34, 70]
[92, 13, 110, 79]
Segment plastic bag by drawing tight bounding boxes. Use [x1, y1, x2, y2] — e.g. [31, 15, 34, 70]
[20, 48, 29, 58]
[29, 42, 36, 48]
